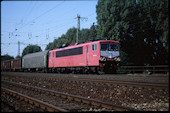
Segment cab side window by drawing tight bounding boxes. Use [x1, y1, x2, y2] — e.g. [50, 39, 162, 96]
[87, 46, 89, 53]
[92, 44, 97, 51]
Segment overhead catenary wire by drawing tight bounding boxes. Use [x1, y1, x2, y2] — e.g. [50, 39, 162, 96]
[2, 1, 37, 39]
[1, 1, 97, 57]
[2, 11, 95, 57]
[2, 10, 99, 46]
[35, 12, 96, 45]
[3, 1, 65, 39]
[2, 1, 95, 40]
[2, 1, 93, 41]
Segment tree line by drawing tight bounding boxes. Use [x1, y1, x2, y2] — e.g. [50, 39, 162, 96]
[2, 0, 168, 66]
[96, 0, 168, 65]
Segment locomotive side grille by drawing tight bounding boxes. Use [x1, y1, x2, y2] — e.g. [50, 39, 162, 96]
[56, 47, 83, 57]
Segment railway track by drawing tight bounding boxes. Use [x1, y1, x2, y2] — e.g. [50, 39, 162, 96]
[1, 80, 141, 111]
[1, 73, 169, 111]
[10, 75, 167, 90]
[2, 72, 168, 90]
[62, 77, 169, 90]
[1, 87, 67, 112]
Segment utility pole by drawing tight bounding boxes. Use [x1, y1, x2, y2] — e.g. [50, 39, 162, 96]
[18, 41, 20, 57]
[76, 15, 80, 44]
[75, 14, 88, 43]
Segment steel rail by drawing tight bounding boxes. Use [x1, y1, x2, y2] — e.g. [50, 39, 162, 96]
[2, 80, 142, 111]
[61, 77, 169, 90]
[1, 87, 68, 112]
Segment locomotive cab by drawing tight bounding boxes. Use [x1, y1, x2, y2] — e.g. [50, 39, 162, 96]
[99, 41, 120, 73]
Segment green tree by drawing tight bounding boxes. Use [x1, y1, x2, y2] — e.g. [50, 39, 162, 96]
[22, 45, 42, 56]
[46, 27, 77, 50]
[96, 0, 127, 41]
[96, 0, 169, 65]
[135, 0, 169, 65]
[1, 54, 14, 61]
[45, 39, 59, 50]
[65, 27, 77, 44]
[79, 28, 91, 43]
[90, 22, 97, 38]
[45, 25, 96, 50]
[16, 55, 21, 59]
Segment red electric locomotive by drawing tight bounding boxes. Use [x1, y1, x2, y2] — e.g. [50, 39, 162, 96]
[48, 40, 120, 73]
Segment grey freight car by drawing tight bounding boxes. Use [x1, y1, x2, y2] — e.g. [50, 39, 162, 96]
[22, 50, 49, 72]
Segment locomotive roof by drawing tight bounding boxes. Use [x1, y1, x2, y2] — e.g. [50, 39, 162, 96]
[98, 40, 119, 44]
[50, 40, 119, 52]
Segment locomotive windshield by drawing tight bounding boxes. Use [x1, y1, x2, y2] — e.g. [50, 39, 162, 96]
[100, 43, 119, 51]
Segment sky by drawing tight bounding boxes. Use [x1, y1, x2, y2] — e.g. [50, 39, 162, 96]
[1, 0, 98, 58]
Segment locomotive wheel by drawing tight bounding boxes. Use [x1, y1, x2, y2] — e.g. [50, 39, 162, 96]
[96, 67, 104, 75]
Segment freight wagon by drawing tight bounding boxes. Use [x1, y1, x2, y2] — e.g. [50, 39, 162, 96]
[22, 50, 49, 72]
[11, 58, 22, 71]
[1, 60, 11, 71]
